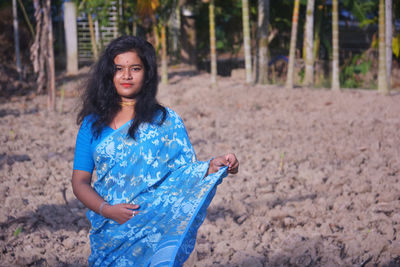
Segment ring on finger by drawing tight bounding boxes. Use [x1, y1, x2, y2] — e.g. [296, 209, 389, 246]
[132, 210, 136, 217]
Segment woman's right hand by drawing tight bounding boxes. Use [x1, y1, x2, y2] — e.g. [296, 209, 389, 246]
[103, 203, 140, 225]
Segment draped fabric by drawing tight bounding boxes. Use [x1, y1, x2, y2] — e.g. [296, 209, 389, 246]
[87, 108, 228, 267]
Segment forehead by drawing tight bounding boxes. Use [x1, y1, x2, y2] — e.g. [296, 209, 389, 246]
[114, 51, 143, 65]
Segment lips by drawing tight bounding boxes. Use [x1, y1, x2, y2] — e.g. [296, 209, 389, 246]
[121, 83, 132, 88]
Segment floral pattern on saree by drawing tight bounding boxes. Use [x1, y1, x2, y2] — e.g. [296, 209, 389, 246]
[87, 108, 228, 267]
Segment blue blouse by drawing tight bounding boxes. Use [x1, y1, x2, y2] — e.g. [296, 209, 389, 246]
[73, 115, 115, 173]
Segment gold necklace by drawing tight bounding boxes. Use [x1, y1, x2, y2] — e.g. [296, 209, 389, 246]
[120, 101, 136, 107]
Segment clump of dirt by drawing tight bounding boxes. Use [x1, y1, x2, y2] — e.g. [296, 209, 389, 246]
[1, 68, 399, 266]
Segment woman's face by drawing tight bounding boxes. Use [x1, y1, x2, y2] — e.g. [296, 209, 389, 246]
[113, 51, 145, 101]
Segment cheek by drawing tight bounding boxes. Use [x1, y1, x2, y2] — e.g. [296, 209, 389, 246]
[113, 74, 119, 85]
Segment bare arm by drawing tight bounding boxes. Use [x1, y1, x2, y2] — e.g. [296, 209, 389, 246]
[71, 170, 105, 214]
[71, 170, 139, 224]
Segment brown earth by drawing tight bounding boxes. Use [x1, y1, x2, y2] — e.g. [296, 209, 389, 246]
[1, 68, 400, 266]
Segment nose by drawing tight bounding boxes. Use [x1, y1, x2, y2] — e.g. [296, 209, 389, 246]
[122, 67, 132, 79]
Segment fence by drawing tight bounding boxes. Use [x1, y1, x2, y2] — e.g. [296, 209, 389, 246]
[76, 4, 119, 64]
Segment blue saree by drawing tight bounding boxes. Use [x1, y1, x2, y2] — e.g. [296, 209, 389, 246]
[87, 108, 228, 266]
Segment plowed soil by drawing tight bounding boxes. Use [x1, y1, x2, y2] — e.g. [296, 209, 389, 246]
[1, 68, 399, 266]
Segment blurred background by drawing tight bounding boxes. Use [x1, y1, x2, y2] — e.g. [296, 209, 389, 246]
[1, 0, 400, 107]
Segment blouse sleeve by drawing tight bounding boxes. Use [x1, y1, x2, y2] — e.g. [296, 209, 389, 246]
[73, 117, 95, 173]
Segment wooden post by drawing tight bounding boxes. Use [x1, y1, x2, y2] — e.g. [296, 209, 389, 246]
[63, 2, 78, 75]
[378, 0, 388, 94]
[161, 24, 168, 84]
[257, 0, 269, 84]
[285, 0, 300, 89]
[332, 0, 340, 91]
[242, 0, 252, 84]
[209, 0, 217, 86]
[385, 0, 392, 90]
[304, 0, 315, 87]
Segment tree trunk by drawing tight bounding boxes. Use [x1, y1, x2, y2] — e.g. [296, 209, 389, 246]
[257, 0, 269, 84]
[242, 0, 252, 84]
[132, 20, 137, 36]
[313, 3, 323, 61]
[45, 0, 56, 111]
[331, 0, 340, 91]
[170, 3, 180, 61]
[161, 24, 168, 84]
[88, 14, 98, 60]
[209, 0, 217, 86]
[152, 20, 160, 53]
[180, 7, 197, 68]
[378, 0, 388, 94]
[31, 0, 46, 94]
[285, 0, 300, 89]
[12, 0, 22, 80]
[304, 0, 315, 87]
[385, 0, 392, 90]
[64, 2, 78, 75]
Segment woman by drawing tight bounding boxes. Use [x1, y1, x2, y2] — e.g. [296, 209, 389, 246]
[72, 35, 239, 266]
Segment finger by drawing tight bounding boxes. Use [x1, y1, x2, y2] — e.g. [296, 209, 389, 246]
[225, 154, 232, 164]
[129, 204, 140, 209]
[214, 157, 227, 167]
[229, 163, 239, 173]
[226, 154, 237, 166]
[232, 161, 239, 169]
[122, 203, 140, 210]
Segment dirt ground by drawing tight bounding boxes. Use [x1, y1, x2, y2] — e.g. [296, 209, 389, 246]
[1, 68, 400, 266]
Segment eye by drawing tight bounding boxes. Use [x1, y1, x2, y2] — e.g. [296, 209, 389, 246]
[115, 66, 123, 71]
[132, 67, 142, 72]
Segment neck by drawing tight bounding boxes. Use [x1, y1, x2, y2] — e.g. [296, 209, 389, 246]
[120, 100, 136, 107]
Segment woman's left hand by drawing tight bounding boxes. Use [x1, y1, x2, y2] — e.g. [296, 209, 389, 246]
[208, 153, 239, 175]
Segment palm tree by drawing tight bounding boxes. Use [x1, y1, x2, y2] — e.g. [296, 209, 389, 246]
[180, 1, 197, 67]
[285, 0, 300, 89]
[207, 0, 217, 86]
[159, 0, 177, 84]
[331, 0, 340, 91]
[303, 0, 315, 87]
[257, 0, 269, 84]
[378, 0, 388, 94]
[242, 0, 252, 84]
[87, 14, 99, 60]
[385, 0, 392, 90]
[170, 3, 180, 60]
[161, 24, 168, 84]
[137, 0, 176, 84]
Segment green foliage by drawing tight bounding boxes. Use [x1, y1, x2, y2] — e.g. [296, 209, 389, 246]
[342, 0, 378, 27]
[157, 0, 178, 23]
[76, 0, 113, 28]
[196, 0, 243, 58]
[340, 53, 372, 88]
[14, 226, 22, 237]
[298, 68, 305, 83]
[393, 34, 400, 58]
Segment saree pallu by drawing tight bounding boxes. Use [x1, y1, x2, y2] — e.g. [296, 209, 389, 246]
[87, 108, 228, 267]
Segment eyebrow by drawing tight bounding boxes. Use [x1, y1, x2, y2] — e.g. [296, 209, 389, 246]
[115, 64, 143, 67]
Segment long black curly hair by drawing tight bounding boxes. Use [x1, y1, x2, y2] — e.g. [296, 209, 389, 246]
[77, 35, 166, 139]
